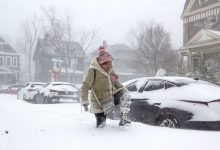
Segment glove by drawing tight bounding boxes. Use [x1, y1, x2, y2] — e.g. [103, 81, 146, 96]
[114, 91, 123, 105]
[83, 104, 89, 112]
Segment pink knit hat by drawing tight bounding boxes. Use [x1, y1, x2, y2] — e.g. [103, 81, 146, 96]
[98, 46, 113, 65]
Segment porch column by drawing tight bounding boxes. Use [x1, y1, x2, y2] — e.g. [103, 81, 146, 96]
[200, 52, 204, 72]
[188, 52, 192, 72]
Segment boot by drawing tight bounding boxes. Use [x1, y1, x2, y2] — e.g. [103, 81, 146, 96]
[95, 113, 106, 128]
[119, 113, 131, 126]
[119, 119, 131, 126]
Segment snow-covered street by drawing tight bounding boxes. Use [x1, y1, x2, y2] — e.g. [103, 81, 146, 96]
[0, 94, 220, 150]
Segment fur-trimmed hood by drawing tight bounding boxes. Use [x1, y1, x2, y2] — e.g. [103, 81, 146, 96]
[89, 57, 113, 77]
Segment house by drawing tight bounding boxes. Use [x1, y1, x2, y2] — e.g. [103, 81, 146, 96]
[89, 43, 140, 82]
[180, 0, 220, 81]
[33, 35, 86, 84]
[0, 37, 20, 85]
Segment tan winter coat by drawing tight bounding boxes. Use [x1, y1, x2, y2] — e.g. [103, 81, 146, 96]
[81, 57, 124, 113]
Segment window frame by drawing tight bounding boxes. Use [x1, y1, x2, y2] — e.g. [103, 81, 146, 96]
[126, 80, 139, 92]
[70, 58, 77, 68]
[5, 56, 12, 67]
[199, 0, 208, 6]
[0, 56, 4, 66]
[143, 79, 165, 91]
[13, 56, 17, 67]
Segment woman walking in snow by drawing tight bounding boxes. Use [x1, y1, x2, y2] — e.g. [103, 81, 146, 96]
[80, 45, 131, 128]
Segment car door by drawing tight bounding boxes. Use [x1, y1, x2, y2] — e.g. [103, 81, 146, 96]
[130, 79, 166, 124]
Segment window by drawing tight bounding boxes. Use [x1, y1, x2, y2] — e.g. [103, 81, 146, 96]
[127, 81, 138, 92]
[143, 80, 165, 91]
[5, 56, 12, 67]
[126, 78, 147, 92]
[193, 58, 199, 69]
[165, 82, 175, 89]
[13, 57, 17, 67]
[71, 58, 77, 68]
[0, 56, 4, 66]
[199, 0, 208, 6]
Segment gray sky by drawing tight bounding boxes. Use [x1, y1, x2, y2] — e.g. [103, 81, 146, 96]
[0, 0, 185, 48]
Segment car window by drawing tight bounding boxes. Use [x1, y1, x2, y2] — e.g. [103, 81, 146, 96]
[126, 78, 146, 92]
[126, 80, 138, 91]
[165, 82, 175, 89]
[143, 80, 165, 91]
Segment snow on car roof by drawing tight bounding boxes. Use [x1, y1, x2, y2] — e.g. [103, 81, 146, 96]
[29, 82, 45, 85]
[126, 76, 220, 102]
[123, 76, 211, 85]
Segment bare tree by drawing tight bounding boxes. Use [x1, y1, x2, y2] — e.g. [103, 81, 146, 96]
[41, 6, 99, 82]
[17, 15, 42, 81]
[41, 7, 76, 81]
[79, 27, 100, 51]
[131, 22, 178, 76]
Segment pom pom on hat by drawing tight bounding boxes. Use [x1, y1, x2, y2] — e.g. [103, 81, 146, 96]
[97, 46, 113, 65]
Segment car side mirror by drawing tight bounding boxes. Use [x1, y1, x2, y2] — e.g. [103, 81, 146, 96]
[127, 85, 137, 92]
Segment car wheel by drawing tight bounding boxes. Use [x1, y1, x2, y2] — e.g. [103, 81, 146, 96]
[43, 96, 49, 104]
[157, 115, 180, 128]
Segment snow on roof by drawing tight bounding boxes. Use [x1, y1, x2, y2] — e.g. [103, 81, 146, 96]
[209, 30, 220, 37]
[0, 37, 5, 43]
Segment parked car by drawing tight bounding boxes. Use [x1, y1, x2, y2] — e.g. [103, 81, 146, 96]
[122, 76, 220, 130]
[34, 82, 80, 104]
[18, 82, 45, 101]
[0, 84, 24, 94]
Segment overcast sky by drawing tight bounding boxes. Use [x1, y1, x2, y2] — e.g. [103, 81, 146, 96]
[0, 0, 185, 49]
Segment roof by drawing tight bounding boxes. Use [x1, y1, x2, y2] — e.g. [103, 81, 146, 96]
[109, 44, 135, 60]
[184, 0, 191, 11]
[0, 37, 17, 54]
[182, 29, 220, 49]
[0, 37, 5, 43]
[182, 0, 220, 17]
[0, 44, 18, 53]
[89, 43, 136, 60]
[209, 30, 220, 37]
[181, 0, 192, 17]
[33, 38, 86, 60]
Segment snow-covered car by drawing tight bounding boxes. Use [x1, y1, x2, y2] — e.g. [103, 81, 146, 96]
[0, 84, 24, 95]
[18, 82, 45, 101]
[123, 77, 220, 130]
[33, 82, 80, 104]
